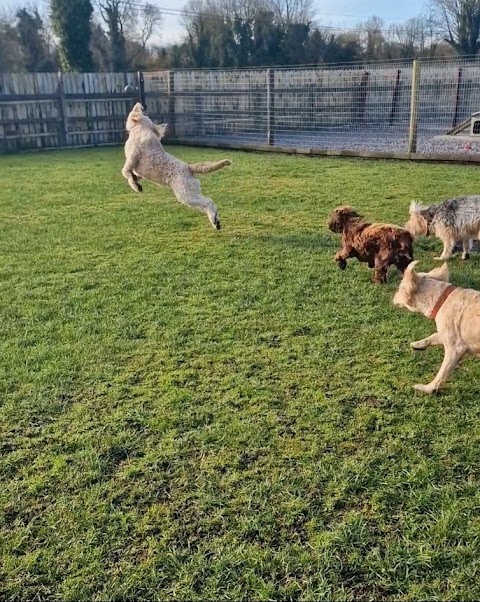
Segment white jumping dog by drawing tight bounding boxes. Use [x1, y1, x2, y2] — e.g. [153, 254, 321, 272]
[122, 103, 231, 229]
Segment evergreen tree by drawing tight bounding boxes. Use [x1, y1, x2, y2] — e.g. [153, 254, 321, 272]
[16, 8, 48, 72]
[51, 0, 94, 71]
[252, 11, 284, 66]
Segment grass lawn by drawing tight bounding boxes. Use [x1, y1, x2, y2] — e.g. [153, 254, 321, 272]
[2, 146, 480, 601]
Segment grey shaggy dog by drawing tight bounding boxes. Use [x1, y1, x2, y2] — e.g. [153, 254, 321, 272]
[405, 196, 480, 261]
[122, 103, 232, 229]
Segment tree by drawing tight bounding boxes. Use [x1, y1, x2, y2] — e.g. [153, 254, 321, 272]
[283, 22, 310, 63]
[182, 0, 226, 67]
[269, 0, 316, 25]
[156, 44, 191, 68]
[384, 16, 441, 59]
[252, 10, 284, 65]
[90, 21, 111, 71]
[95, 0, 162, 71]
[16, 8, 49, 72]
[430, 0, 480, 55]
[357, 16, 386, 60]
[183, 0, 318, 68]
[96, 0, 130, 71]
[126, 3, 163, 67]
[0, 11, 24, 72]
[302, 29, 362, 64]
[51, 0, 94, 72]
[175, 0, 375, 68]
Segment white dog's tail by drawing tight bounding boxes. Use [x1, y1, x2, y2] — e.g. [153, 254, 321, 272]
[189, 159, 232, 175]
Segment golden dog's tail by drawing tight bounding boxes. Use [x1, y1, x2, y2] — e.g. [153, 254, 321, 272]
[189, 159, 232, 175]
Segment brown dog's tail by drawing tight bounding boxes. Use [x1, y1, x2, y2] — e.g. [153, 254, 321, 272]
[189, 159, 232, 175]
[395, 231, 414, 272]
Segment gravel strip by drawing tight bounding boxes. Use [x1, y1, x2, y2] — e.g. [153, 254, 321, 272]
[188, 127, 480, 156]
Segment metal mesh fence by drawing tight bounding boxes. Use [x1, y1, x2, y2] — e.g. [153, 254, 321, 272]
[143, 58, 480, 158]
[416, 59, 480, 155]
[3, 61, 480, 157]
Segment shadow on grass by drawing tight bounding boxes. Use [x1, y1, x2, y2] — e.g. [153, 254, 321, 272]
[231, 231, 338, 250]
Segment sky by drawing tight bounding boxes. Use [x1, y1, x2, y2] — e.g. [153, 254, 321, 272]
[0, 0, 429, 45]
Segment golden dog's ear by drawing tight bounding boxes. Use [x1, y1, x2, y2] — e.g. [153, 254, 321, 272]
[403, 260, 419, 294]
[409, 201, 430, 217]
[427, 263, 449, 282]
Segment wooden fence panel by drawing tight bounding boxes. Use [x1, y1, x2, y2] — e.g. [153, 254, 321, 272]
[0, 73, 60, 152]
[0, 72, 137, 153]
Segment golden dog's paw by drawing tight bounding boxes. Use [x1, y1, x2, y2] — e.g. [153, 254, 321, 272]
[414, 383, 436, 394]
[411, 340, 427, 351]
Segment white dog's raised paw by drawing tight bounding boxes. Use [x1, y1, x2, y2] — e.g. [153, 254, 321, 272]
[414, 383, 437, 394]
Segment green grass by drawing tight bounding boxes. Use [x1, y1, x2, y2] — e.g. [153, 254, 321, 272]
[2, 146, 480, 601]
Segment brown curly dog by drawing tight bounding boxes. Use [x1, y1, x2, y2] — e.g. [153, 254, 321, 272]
[328, 206, 414, 283]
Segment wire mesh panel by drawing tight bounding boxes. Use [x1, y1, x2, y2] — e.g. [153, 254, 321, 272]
[272, 63, 412, 151]
[143, 59, 480, 157]
[3, 60, 479, 156]
[144, 69, 269, 143]
[416, 59, 480, 156]
[144, 63, 414, 152]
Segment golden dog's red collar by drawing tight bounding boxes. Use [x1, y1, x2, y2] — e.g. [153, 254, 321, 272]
[430, 285, 456, 320]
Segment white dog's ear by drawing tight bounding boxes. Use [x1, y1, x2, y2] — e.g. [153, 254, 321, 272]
[427, 262, 449, 282]
[403, 260, 419, 294]
[155, 123, 168, 138]
[129, 103, 144, 122]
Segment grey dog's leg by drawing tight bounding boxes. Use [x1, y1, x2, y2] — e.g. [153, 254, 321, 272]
[462, 239, 472, 260]
[435, 237, 455, 261]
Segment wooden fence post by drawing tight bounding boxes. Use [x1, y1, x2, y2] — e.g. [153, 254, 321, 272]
[267, 68, 275, 145]
[168, 70, 176, 137]
[408, 59, 421, 154]
[57, 72, 68, 147]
